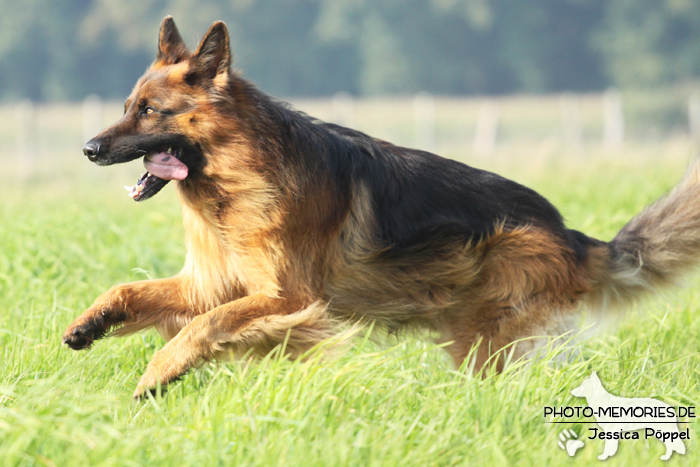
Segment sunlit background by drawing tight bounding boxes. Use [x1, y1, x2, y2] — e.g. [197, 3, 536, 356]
[2, 3, 700, 465]
[1, 0, 700, 186]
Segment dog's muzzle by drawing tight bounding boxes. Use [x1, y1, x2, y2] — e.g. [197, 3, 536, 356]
[83, 141, 101, 162]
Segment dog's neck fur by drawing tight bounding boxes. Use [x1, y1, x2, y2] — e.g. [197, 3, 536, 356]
[174, 75, 348, 309]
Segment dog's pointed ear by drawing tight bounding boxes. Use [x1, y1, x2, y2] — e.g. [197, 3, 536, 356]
[591, 371, 598, 380]
[157, 16, 189, 64]
[187, 21, 231, 87]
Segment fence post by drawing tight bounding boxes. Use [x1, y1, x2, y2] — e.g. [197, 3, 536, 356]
[331, 92, 355, 129]
[413, 91, 435, 151]
[473, 100, 499, 156]
[560, 93, 583, 151]
[603, 89, 624, 148]
[689, 93, 700, 142]
[83, 94, 103, 144]
[16, 99, 36, 182]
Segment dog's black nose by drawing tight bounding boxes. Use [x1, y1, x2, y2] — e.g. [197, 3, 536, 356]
[83, 141, 101, 161]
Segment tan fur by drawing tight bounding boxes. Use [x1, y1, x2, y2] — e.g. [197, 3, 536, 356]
[585, 159, 700, 311]
[63, 17, 700, 397]
[325, 223, 589, 371]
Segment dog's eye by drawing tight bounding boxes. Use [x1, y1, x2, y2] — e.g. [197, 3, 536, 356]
[145, 107, 155, 115]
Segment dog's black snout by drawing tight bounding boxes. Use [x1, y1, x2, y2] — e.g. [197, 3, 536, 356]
[83, 141, 101, 161]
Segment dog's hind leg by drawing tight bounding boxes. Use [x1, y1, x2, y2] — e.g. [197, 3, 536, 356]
[439, 302, 577, 373]
[132, 294, 334, 398]
[63, 275, 196, 350]
[439, 226, 588, 373]
[439, 319, 525, 374]
[438, 306, 500, 372]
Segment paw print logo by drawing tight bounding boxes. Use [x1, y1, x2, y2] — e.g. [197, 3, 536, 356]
[558, 429, 584, 457]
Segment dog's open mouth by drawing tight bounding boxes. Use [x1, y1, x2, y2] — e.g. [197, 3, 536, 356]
[125, 146, 189, 201]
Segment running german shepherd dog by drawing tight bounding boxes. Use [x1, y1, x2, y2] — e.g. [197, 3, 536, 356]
[64, 17, 700, 398]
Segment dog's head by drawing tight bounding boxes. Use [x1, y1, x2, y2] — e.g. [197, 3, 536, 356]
[83, 17, 233, 201]
[571, 370, 602, 398]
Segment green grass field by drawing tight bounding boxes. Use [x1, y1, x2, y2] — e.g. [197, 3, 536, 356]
[1, 144, 699, 466]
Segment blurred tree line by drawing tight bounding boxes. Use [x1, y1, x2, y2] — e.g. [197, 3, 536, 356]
[0, 0, 699, 101]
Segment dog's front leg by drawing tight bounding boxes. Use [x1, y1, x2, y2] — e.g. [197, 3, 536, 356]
[63, 275, 192, 350]
[133, 293, 319, 398]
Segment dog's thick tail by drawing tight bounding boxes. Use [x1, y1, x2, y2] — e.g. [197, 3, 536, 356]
[583, 159, 700, 310]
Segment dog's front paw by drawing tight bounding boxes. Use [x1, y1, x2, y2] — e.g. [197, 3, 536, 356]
[133, 369, 180, 400]
[62, 314, 108, 350]
[132, 378, 168, 400]
[133, 343, 192, 399]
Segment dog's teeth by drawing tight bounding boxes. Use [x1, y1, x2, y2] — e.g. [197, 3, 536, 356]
[124, 185, 133, 192]
[167, 147, 172, 154]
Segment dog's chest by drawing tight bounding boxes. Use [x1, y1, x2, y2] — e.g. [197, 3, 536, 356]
[179, 200, 282, 302]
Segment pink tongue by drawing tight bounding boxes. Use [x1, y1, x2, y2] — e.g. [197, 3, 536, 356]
[143, 152, 188, 180]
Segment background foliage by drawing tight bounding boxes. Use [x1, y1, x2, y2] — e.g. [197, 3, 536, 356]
[1, 0, 700, 101]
